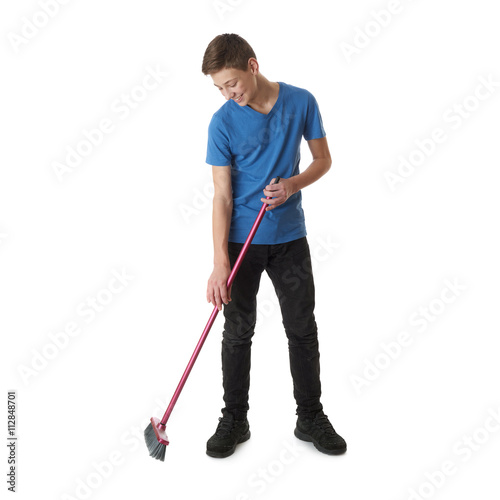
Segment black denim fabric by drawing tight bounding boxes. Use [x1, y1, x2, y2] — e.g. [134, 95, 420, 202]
[221, 236, 323, 419]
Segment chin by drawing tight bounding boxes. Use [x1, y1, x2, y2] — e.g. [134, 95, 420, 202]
[233, 91, 248, 105]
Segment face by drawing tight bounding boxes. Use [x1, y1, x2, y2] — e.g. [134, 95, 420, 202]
[211, 60, 257, 106]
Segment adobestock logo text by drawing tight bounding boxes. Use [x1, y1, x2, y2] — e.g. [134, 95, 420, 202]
[17, 268, 133, 385]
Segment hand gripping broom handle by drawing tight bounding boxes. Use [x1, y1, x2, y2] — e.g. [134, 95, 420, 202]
[159, 177, 280, 427]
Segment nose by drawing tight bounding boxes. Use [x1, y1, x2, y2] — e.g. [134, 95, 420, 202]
[223, 89, 234, 101]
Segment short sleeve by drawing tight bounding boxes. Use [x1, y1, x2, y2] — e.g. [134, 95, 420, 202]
[206, 113, 232, 166]
[303, 91, 326, 141]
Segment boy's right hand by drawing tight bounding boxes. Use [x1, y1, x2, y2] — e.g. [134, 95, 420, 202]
[207, 263, 232, 311]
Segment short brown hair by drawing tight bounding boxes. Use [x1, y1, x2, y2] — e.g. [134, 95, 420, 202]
[201, 33, 256, 75]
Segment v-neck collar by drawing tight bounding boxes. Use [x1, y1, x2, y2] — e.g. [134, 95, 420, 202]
[241, 82, 283, 118]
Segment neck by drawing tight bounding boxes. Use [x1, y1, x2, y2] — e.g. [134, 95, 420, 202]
[248, 74, 278, 109]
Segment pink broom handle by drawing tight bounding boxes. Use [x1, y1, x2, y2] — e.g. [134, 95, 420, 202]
[159, 177, 280, 427]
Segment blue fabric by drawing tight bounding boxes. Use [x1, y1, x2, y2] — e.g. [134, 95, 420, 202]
[206, 81, 325, 244]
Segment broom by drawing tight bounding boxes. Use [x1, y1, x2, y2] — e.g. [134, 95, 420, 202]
[144, 177, 280, 460]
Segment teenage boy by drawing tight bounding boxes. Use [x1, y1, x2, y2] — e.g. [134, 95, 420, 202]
[202, 33, 346, 458]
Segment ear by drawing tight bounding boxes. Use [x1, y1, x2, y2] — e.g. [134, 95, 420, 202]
[248, 57, 259, 75]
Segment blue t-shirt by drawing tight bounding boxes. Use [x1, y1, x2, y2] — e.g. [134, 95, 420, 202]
[206, 81, 325, 244]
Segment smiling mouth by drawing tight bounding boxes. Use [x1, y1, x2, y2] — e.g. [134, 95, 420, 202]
[234, 94, 243, 103]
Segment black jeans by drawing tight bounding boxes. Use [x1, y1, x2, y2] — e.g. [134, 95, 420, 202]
[221, 236, 323, 419]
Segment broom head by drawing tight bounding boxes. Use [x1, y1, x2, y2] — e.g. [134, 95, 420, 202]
[144, 417, 169, 461]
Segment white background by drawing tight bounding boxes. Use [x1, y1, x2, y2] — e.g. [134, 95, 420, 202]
[1, 0, 500, 499]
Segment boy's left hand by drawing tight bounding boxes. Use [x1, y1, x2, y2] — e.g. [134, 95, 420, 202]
[261, 177, 296, 211]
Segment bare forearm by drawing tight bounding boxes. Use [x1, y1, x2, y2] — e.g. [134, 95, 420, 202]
[261, 136, 332, 210]
[290, 157, 331, 194]
[261, 157, 332, 211]
[212, 197, 233, 266]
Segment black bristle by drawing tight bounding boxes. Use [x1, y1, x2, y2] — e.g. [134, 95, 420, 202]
[144, 422, 167, 461]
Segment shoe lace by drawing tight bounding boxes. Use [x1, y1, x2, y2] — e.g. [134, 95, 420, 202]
[215, 415, 234, 437]
[314, 413, 336, 435]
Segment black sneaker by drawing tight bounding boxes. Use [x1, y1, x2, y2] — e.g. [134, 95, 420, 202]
[206, 411, 251, 458]
[294, 410, 347, 455]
